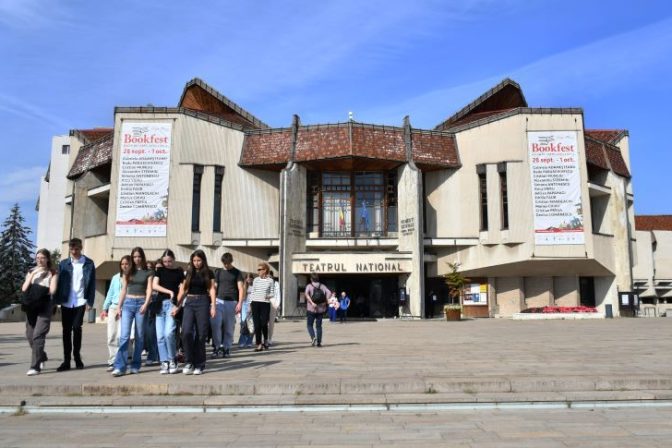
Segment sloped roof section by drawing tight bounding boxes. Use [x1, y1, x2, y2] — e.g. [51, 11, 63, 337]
[635, 215, 672, 231]
[178, 78, 269, 130]
[411, 130, 460, 170]
[585, 129, 628, 145]
[434, 78, 527, 131]
[69, 128, 114, 144]
[240, 128, 292, 168]
[67, 131, 114, 179]
[584, 134, 630, 178]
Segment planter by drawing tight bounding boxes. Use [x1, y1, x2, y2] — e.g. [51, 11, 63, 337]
[444, 308, 461, 321]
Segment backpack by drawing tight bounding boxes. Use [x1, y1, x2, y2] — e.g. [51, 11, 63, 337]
[311, 283, 327, 305]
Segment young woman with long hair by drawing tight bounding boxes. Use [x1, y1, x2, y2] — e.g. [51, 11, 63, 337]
[172, 249, 215, 375]
[111, 247, 154, 376]
[152, 249, 184, 374]
[100, 256, 131, 371]
[21, 248, 58, 376]
[249, 262, 275, 352]
[237, 272, 254, 348]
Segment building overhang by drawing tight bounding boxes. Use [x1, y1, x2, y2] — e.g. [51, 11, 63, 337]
[457, 258, 614, 278]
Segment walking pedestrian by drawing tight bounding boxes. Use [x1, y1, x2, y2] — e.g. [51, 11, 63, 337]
[152, 249, 184, 374]
[237, 273, 254, 348]
[210, 253, 244, 358]
[100, 256, 130, 371]
[53, 238, 96, 371]
[250, 262, 275, 352]
[338, 291, 350, 322]
[267, 276, 280, 345]
[327, 294, 339, 322]
[111, 247, 154, 376]
[173, 250, 216, 375]
[305, 274, 331, 347]
[21, 249, 58, 376]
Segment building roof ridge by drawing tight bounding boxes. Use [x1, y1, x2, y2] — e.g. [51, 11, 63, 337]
[178, 78, 270, 129]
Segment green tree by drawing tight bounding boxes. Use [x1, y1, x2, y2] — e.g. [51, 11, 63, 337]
[0, 204, 35, 307]
[50, 248, 62, 268]
[443, 262, 470, 305]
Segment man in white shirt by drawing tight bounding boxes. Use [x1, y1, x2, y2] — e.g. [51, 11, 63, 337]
[53, 238, 96, 371]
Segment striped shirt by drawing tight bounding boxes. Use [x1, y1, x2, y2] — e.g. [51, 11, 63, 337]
[250, 277, 275, 303]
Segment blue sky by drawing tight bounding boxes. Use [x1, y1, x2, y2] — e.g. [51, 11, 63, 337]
[1, 0, 671, 240]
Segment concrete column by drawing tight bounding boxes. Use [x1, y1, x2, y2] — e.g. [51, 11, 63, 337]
[397, 163, 424, 318]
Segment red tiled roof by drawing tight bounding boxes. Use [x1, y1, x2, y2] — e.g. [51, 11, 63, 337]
[240, 122, 460, 170]
[635, 215, 672, 231]
[239, 129, 292, 167]
[70, 128, 113, 144]
[583, 135, 630, 178]
[585, 129, 627, 145]
[67, 132, 114, 179]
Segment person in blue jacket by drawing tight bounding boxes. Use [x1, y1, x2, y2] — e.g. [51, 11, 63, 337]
[52, 238, 96, 371]
[338, 291, 351, 323]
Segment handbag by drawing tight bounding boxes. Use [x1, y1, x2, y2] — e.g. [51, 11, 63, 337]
[21, 283, 50, 309]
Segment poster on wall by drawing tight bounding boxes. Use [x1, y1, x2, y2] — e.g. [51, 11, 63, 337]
[115, 122, 172, 237]
[528, 131, 584, 245]
[463, 282, 488, 306]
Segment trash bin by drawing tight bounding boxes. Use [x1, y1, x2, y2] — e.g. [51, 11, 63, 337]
[605, 304, 613, 319]
[88, 308, 96, 323]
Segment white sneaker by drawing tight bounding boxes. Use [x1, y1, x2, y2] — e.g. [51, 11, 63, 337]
[160, 362, 169, 374]
[183, 364, 194, 375]
[130, 368, 140, 375]
[106, 365, 114, 372]
[168, 361, 178, 374]
[26, 369, 39, 376]
[193, 367, 203, 375]
[111, 369, 124, 377]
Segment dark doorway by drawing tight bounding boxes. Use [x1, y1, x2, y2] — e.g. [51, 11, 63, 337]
[579, 277, 596, 307]
[320, 275, 399, 318]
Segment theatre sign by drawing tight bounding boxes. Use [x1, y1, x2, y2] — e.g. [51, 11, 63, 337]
[292, 253, 413, 274]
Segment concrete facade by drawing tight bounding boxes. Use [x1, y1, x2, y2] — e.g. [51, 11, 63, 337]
[633, 215, 672, 315]
[38, 78, 637, 319]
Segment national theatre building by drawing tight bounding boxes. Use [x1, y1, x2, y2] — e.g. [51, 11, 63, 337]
[41, 78, 637, 319]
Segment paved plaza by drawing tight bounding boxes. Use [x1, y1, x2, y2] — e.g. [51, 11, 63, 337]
[1, 318, 672, 446]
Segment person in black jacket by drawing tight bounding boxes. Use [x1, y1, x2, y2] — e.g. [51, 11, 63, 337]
[52, 238, 96, 371]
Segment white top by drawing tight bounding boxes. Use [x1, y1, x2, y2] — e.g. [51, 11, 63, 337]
[64, 256, 86, 308]
[250, 277, 275, 303]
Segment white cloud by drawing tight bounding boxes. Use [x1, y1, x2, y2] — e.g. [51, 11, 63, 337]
[360, 16, 672, 128]
[0, 0, 71, 29]
[0, 93, 70, 129]
[0, 165, 45, 204]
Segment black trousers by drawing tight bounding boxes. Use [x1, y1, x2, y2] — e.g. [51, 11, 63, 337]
[251, 301, 270, 346]
[182, 296, 209, 369]
[25, 302, 52, 370]
[61, 305, 86, 363]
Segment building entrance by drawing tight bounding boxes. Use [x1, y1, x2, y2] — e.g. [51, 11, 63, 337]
[319, 275, 399, 318]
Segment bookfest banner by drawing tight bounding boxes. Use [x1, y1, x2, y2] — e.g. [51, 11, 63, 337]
[528, 131, 584, 245]
[115, 122, 172, 237]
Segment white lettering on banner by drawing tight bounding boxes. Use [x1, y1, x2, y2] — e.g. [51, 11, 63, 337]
[528, 131, 584, 245]
[115, 122, 172, 237]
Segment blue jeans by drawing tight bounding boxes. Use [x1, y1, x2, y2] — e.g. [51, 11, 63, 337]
[306, 311, 323, 344]
[210, 300, 237, 350]
[155, 299, 176, 363]
[143, 308, 159, 362]
[328, 307, 337, 322]
[114, 298, 145, 372]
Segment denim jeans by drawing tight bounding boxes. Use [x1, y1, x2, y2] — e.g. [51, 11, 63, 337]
[182, 295, 209, 369]
[114, 298, 145, 372]
[143, 307, 159, 362]
[155, 299, 176, 363]
[306, 311, 323, 344]
[210, 300, 237, 350]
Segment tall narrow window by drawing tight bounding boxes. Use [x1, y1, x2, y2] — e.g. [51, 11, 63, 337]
[498, 162, 509, 230]
[477, 165, 488, 231]
[213, 166, 224, 232]
[191, 165, 204, 232]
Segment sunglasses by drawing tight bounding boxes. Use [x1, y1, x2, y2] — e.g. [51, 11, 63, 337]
[257, 268, 265, 271]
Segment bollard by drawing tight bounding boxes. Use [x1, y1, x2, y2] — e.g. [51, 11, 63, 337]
[88, 307, 96, 323]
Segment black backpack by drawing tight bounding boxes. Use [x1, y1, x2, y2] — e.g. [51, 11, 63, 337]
[311, 284, 327, 305]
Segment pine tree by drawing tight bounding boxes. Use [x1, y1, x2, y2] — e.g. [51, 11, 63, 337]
[0, 204, 35, 308]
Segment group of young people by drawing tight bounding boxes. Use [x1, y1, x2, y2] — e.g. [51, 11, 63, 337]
[21, 239, 351, 377]
[101, 248, 279, 376]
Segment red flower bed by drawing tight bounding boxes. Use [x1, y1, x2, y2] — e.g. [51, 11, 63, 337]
[521, 306, 598, 314]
